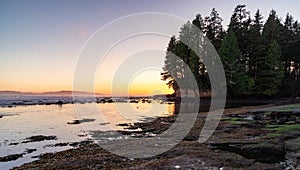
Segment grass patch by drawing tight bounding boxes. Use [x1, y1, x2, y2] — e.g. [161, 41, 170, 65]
[222, 117, 248, 125]
[267, 133, 282, 138]
[264, 111, 272, 116]
[285, 121, 296, 125]
[221, 117, 240, 121]
[266, 124, 300, 134]
[228, 120, 246, 125]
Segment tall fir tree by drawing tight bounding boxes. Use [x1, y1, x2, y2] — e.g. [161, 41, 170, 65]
[248, 9, 263, 80]
[162, 20, 205, 96]
[204, 8, 224, 50]
[161, 36, 180, 95]
[178, 22, 195, 95]
[279, 13, 298, 95]
[263, 10, 293, 96]
[287, 18, 300, 95]
[219, 30, 254, 97]
[192, 14, 210, 91]
[228, 5, 251, 71]
[255, 40, 284, 96]
[262, 10, 285, 45]
[192, 14, 204, 30]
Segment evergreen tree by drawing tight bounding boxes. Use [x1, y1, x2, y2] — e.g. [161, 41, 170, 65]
[178, 22, 195, 95]
[192, 14, 204, 30]
[162, 7, 300, 97]
[161, 36, 180, 95]
[228, 5, 249, 34]
[192, 14, 210, 92]
[255, 40, 284, 96]
[262, 10, 293, 96]
[248, 9, 263, 80]
[284, 13, 294, 30]
[283, 13, 295, 69]
[293, 20, 300, 34]
[204, 8, 224, 50]
[262, 10, 285, 45]
[219, 30, 254, 97]
[162, 21, 205, 96]
[279, 13, 297, 95]
[228, 5, 251, 71]
[282, 18, 300, 96]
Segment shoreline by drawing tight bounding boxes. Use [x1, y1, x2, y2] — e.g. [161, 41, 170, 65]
[1, 95, 299, 108]
[13, 103, 300, 169]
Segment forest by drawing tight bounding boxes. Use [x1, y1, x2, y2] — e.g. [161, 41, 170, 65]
[161, 5, 300, 98]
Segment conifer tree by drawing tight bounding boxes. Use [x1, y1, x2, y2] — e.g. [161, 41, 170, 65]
[204, 8, 224, 50]
[255, 40, 284, 95]
[219, 30, 254, 97]
[228, 5, 251, 71]
[248, 9, 263, 80]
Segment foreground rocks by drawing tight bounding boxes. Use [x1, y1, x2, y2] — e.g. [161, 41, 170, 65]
[67, 118, 96, 125]
[23, 135, 57, 143]
[8, 135, 57, 146]
[0, 149, 38, 162]
[0, 154, 23, 162]
[14, 104, 300, 169]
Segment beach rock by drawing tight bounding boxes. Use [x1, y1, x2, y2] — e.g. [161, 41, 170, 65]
[99, 122, 110, 125]
[124, 126, 139, 130]
[210, 142, 285, 163]
[25, 148, 37, 154]
[67, 120, 80, 124]
[183, 135, 199, 141]
[117, 123, 131, 126]
[107, 99, 114, 103]
[0, 154, 23, 162]
[69, 142, 80, 147]
[80, 118, 95, 123]
[97, 99, 106, 103]
[14, 105, 300, 170]
[285, 137, 300, 152]
[67, 118, 95, 125]
[129, 100, 138, 103]
[69, 140, 94, 147]
[22, 135, 57, 143]
[56, 100, 64, 105]
[54, 143, 69, 147]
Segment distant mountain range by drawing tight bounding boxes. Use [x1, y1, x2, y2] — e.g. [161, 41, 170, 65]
[0, 90, 103, 96]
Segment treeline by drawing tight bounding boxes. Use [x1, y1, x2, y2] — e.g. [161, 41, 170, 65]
[161, 5, 300, 98]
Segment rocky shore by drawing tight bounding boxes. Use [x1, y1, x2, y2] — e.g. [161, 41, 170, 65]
[13, 104, 300, 169]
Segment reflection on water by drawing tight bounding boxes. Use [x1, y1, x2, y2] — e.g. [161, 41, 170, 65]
[72, 102, 175, 132]
[0, 102, 174, 169]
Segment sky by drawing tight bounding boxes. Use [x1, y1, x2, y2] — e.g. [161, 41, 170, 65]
[1, 0, 300, 95]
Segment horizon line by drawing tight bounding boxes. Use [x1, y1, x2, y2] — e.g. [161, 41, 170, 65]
[0, 89, 171, 96]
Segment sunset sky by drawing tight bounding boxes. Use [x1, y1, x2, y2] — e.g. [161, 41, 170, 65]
[1, 0, 300, 95]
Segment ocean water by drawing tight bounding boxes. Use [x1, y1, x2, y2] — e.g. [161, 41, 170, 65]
[0, 96, 174, 169]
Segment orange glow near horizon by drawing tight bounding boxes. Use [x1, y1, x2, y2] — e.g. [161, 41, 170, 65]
[1, 68, 173, 95]
[128, 70, 174, 96]
[94, 70, 174, 96]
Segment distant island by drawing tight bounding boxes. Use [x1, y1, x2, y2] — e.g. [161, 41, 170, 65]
[0, 90, 104, 96]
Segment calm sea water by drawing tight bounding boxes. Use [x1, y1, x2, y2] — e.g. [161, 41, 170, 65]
[0, 96, 174, 169]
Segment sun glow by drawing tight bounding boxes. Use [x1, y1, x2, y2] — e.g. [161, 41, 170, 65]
[128, 70, 174, 96]
[94, 69, 173, 96]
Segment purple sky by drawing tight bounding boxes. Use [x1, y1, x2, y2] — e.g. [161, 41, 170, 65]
[1, 0, 299, 93]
